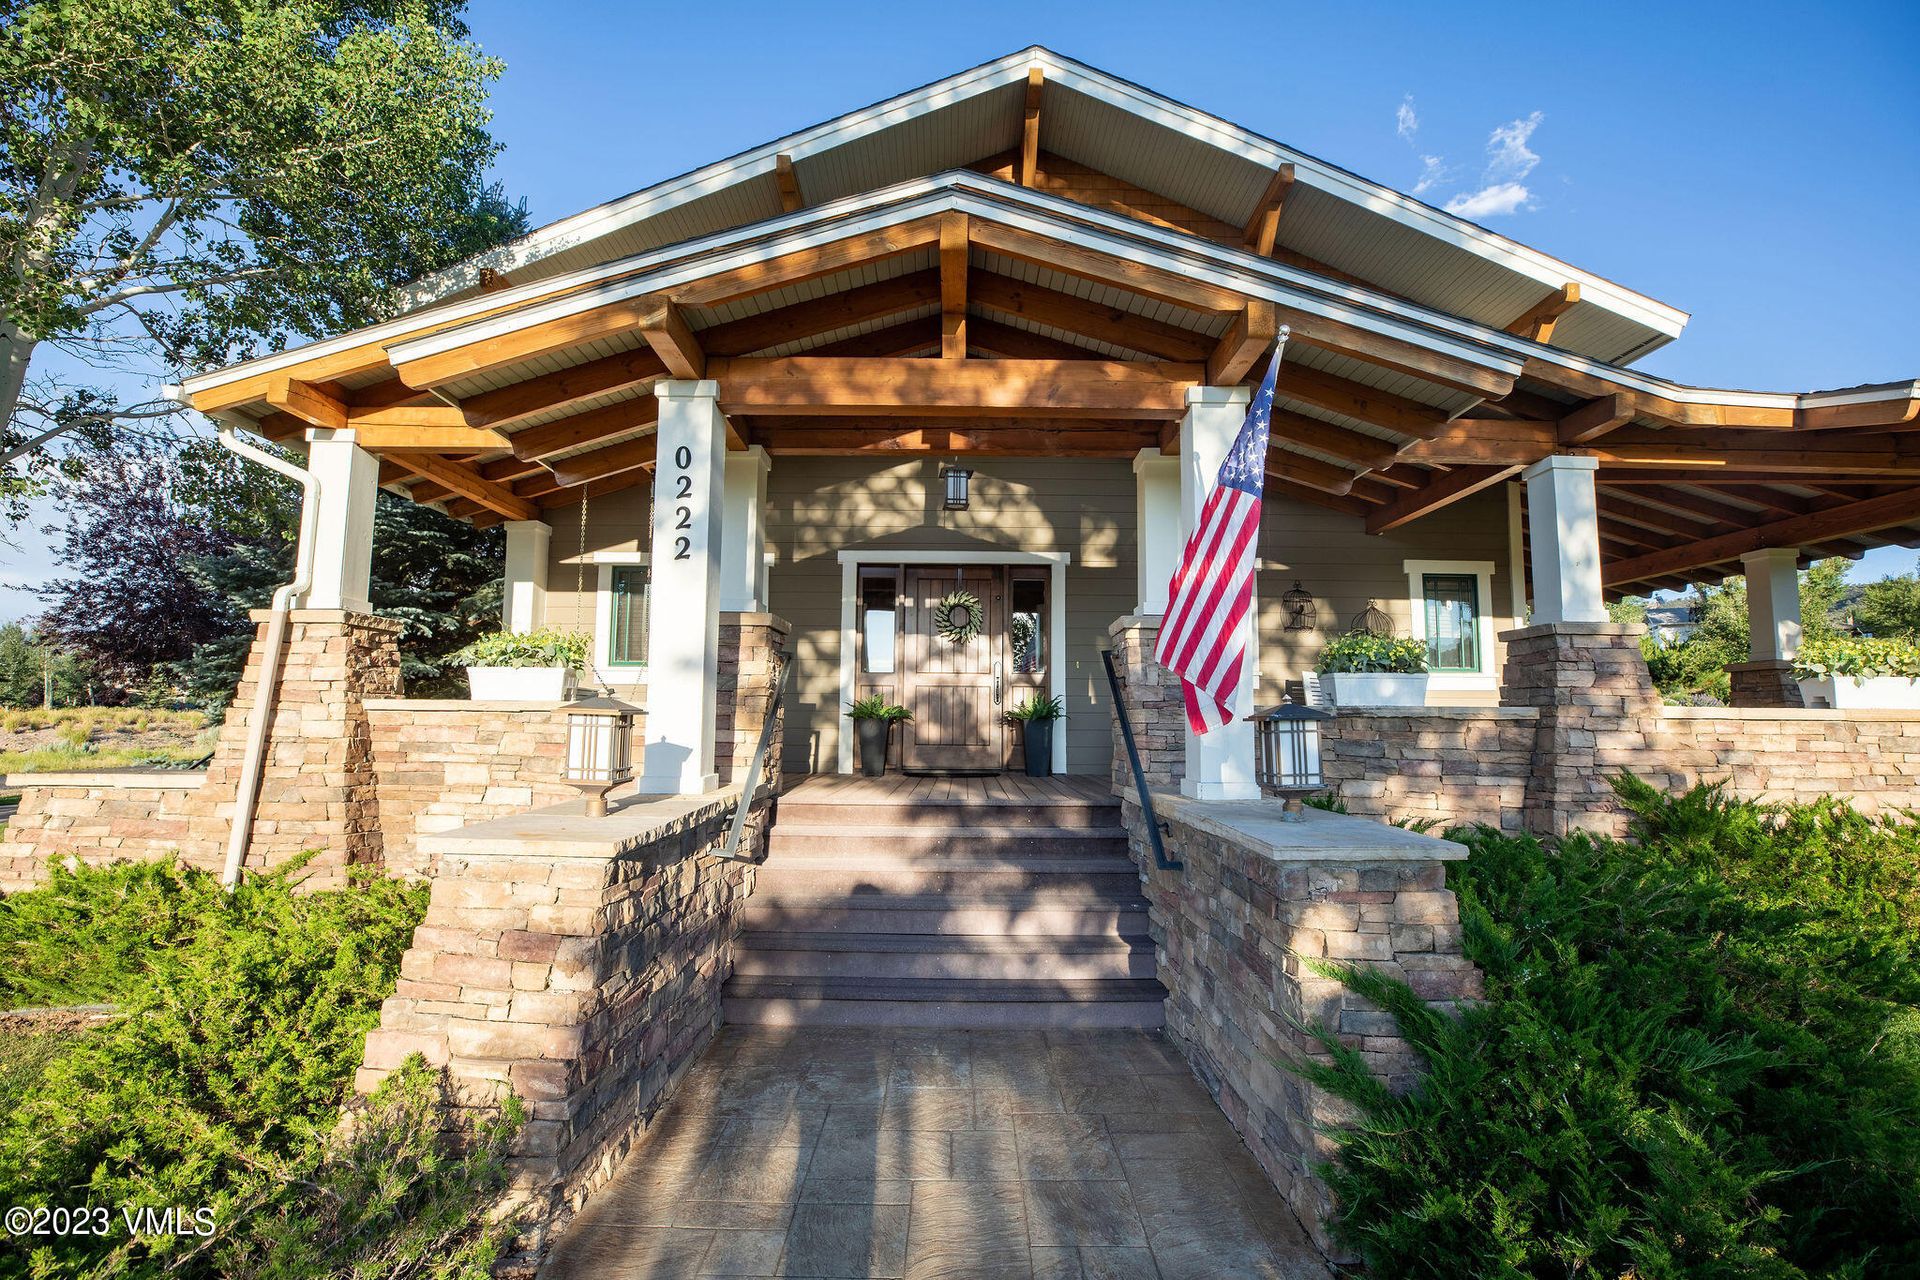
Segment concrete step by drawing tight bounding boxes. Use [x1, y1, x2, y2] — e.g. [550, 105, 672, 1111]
[723, 975, 1168, 1029]
[776, 799, 1120, 830]
[739, 894, 1150, 937]
[768, 825, 1127, 860]
[753, 862, 1142, 898]
[732, 931, 1156, 981]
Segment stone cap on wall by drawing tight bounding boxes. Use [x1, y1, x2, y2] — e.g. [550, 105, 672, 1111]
[245, 608, 405, 633]
[363, 698, 609, 714]
[718, 612, 793, 632]
[1498, 620, 1646, 642]
[0, 769, 207, 790]
[1151, 791, 1469, 863]
[418, 785, 744, 861]
[1661, 705, 1920, 723]
[1327, 706, 1538, 721]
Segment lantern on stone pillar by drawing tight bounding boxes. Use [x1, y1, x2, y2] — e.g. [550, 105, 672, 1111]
[1248, 698, 1334, 820]
[556, 692, 639, 817]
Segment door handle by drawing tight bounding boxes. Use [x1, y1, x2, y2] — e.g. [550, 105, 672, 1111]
[993, 661, 1002, 706]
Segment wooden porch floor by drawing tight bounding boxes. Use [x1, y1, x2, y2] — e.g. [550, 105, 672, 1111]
[779, 772, 1116, 808]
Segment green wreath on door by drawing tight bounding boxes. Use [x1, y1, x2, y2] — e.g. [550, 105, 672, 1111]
[935, 590, 984, 644]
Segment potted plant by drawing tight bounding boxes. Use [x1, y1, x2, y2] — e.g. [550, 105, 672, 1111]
[450, 629, 591, 701]
[1793, 636, 1920, 709]
[1006, 693, 1064, 777]
[1314, 633, 1430, 707]
[845, 695, 911, 776]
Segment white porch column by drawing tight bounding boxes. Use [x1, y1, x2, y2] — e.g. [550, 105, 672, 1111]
[1741, 547, 1803, 661]
[1177, 387, 1260, 802]
[1521, 455, 1608, 624]
[301, 428, 380, 613]
[719, 446, 770, 612]
[1132, 448, 1181, 615]
[636, 380, 727, 796]
[501, 521, 551, 633]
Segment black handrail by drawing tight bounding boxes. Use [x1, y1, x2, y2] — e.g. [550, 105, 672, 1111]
[719, 652, 789, 863]
[1100, 646, 1182, 872]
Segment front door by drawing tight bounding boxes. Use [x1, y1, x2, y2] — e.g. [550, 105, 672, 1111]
[899, 566, 1005, 772]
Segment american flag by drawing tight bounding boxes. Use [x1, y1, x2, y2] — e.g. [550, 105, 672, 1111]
[1154, 332, 1288, 734]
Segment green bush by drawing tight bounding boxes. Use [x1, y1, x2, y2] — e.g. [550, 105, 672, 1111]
[448, 627, 590, 670]
[1793, 634, 1920, 682]
[0, 858, 226, 1006]
[845, 694, 911, 722]
[1300, 778, 1920, 1278]
[1005, 693, 1064, 723]
[0, 859, 514, 1278]
[1314, 632, 1429, 674]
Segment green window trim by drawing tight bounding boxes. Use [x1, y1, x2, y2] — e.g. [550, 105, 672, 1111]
[607, 565, 649, 668]
[1421, 572, 1481, 673]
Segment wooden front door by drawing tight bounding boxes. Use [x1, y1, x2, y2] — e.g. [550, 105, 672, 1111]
[899, 566, 1005, 772]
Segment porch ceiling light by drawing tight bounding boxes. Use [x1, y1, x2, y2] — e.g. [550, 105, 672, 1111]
[1248, 698, 1334, 820]
[557, 691, 640, 817]
[941, 465, 972, 511]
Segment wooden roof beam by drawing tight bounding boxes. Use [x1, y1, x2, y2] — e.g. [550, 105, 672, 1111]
[1557, 393, 1635, 444]
[752, 424, 1159, 457]
[1266, 448, 1360, 496]
[1266, 477, 1372, 518]
[1396, 417, 1555, 465]
[707, 356, 1198, 419]
[1277, 365, 1452, 437]
[1604, 486, 1920, 587]
[1243, 163, 1295, 257]
[638, 295, 705, 380]
[1366, 464, 1522, 534]
[1505, 283, 1580, 344]
[1021, 67, 1044, 187]
[1268, 409, 1401, 471]
[967, 319, 1105, 360]
[941, 213, 969, 359]
[544, 434, 659, 488]
[970, 274, 1213, 362]
[535, 471, 651, 511]
[508, 397, 658, 460]
[264, 376, 346, 432]
[459, 348, 666, 429]
[1208, 300, 1279, 386]
[403, 453, 538, 521]
[700, 269, 939, 358]
[774, 153, 802, 213]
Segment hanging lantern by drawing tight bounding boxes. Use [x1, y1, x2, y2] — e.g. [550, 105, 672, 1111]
[556, 692, 640, 817]
[1248, 697, 1334, 820]
[1348, 598, 1394, 636]
[1281, 581, 1316, 632]
[941, 465, 972, 511]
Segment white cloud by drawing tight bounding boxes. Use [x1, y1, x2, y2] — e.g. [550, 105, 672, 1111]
[1411, 154, 1446, 195]
[1485, 111, 1544, 181]
[1395, 94, 1418, 142]
[1444, 181, 1534, 219]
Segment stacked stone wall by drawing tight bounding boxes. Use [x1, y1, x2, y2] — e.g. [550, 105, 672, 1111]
[0, 775, 206, 890]
[1125, 797, 1480, 1261]
[1105, 615, 1184, 794]
[356, 793, 763, 1245]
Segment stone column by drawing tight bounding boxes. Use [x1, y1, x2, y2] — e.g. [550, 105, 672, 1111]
[719, 446, 770, 613]
[714, 612, 790, 790]
[1105, 615, 1184, 795]
[502, 520, 552, 634]
[1499, 621, 1663, 837]
[1177, 387, 1259, 801]
[1522, 454, 1608, 625]
[1728, 546, 1806, 707]
[1132, 448, 1180, 615]
[186, 609, 403, 885]
[302, 429, 381, 613]
[638, 381, 727, 795]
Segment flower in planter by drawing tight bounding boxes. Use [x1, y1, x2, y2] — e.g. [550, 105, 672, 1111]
[1313, 632, 1429, 675]
[1792, 636, 1920, 684]
[450, 628, 591, 670]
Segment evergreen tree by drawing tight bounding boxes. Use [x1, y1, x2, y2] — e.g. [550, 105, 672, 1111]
[0, 622, 39, 706]
[1856, 561, 1920, 640]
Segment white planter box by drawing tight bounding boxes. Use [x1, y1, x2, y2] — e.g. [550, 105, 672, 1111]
[1321, 672, 1430, 708]
[465, 666, 578, 702]
[1797, 675, 1920, 710]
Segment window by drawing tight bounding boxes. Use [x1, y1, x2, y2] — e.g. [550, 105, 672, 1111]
[608, 565, 648, 666]
[860, 572, 897, 674]
[1403, 559, 1497, 690]
[1010, 576, 1047, 674]
[1421, 573, 1479, 672]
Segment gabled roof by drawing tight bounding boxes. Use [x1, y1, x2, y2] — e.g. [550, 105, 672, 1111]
[395, 46, 1688, 364]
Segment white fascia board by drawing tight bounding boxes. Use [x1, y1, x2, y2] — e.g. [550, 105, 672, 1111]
[392, 49, 1044, 313]
[1797, 381, 1920, 409]
[395, 45, 1686, 342]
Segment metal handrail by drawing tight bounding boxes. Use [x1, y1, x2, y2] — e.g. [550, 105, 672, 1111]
[719, 651, 790, 862]
[1100, 646, 1182, 872]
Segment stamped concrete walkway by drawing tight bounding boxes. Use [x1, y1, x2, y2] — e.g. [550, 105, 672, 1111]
[542, 1027, 1333, 1280]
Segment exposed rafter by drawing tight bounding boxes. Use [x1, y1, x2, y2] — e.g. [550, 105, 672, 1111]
[774, 153, 802, 212]
[265, 376, 346, 432]
[1505, 283, 1580, 343]
[1557, 393, 1635, 445]
[969, 274, 1212, 362]
[706, 356, 1199, 419]
[1365, 464, 1521, 534]
[507, 398, 658, 460]
[1242, 162, 1294, 257]
[460, 348, 666, 428]
[1603, 486, 1920, 587]
[1208, 301, 1278, 386]
[1021, 67, 1044, 187]
[403, 454, 538, 521]
[941, 213, 969, 359]
[638, 296, 705, 380]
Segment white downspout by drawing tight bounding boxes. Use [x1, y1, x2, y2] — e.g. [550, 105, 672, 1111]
[214, 425, 320, 887]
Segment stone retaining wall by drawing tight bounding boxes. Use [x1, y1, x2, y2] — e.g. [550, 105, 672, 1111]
[0, 773, 207, 890]
[1126, 793, 1481, 1262]
[355, 790, 763, 1253]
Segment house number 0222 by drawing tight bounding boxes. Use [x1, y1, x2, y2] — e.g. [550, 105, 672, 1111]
[671, 445, 693, 560]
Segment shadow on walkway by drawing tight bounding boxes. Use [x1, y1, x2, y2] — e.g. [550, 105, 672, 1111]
[541, 1027, 1332, 1279]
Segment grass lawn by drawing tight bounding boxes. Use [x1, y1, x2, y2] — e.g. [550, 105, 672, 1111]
[0, 707, 211, 775]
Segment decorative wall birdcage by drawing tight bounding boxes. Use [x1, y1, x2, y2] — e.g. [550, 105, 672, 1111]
[1280, 581, 1316, 632]
[1347, 599, 1394, 636]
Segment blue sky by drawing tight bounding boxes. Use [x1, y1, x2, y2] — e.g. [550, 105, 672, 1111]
[4, 0, 1916, 618]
